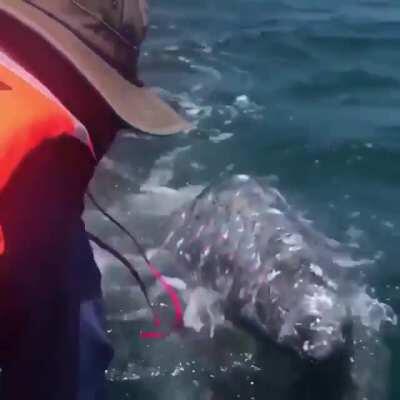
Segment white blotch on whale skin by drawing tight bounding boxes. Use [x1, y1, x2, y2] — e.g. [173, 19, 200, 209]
[289, 246, 302, 253]
[281, 233, 303, 247]
[202, 246, 211, 258]
[304, 289, 334, 315]
[266, 270, 281, 282]
[310, 263, 323, 278]
[195, 225, 206, 239]
[326, 279, 339, 291]
[293, 279, 304, 289]
[267, 208, 283, 215]
[314, 325, 335, 335]
[303, 340, 316, 353]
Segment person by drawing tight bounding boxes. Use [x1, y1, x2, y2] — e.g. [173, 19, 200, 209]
[0, 1, 189, 399]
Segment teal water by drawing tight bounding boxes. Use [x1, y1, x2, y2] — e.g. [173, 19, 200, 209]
[87, 0, 400, 398]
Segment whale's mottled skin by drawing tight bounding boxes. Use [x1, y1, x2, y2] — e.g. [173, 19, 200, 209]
[155, 175, 396, 363]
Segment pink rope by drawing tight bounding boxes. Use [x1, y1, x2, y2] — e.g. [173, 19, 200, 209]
[140, 262, 183, 339]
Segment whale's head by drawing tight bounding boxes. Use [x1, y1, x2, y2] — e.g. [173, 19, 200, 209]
[231, 248, 352, 361]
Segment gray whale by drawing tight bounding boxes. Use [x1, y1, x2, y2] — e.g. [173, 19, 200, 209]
[145, 175, 396, 399]
[155, 176, 395, 357]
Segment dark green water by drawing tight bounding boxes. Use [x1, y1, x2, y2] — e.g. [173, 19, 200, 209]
[87, 0, 400, 398]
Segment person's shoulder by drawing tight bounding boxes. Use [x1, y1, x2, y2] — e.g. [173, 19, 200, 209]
[0, 50, 96, 191]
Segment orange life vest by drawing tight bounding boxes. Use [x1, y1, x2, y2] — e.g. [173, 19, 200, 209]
[0, 51, 94, 256]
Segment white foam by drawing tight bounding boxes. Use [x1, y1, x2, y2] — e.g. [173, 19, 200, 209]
[178, 56, 191, 64]
[190, 162, 206, 171]
[190, 64, 222, 81]
[165, 45, 180, 51]
[163, 276, 187, 291]
[234, 95, 250, 108]
[183, 287, 224, 338]
[99, 156, 136, 182]
[333, 256, 374, 268]
[98, 146, 205, 217]
[350, 290, 398, 331]
[236, 175, 250, 182]
[346, 226, 364, 242]
[233, 94, 264, 117]
[120, 185, 204, 217]
[209, 132, 234, 143]
[141, 146, 191, 191]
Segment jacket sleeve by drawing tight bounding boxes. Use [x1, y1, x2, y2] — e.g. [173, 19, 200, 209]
[0, 134, 95, 400]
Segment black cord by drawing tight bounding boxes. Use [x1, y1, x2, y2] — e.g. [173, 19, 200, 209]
[86, 191, 184, 334]
[85, 190, 154, 309]
[86, 230, 152, 309]
[87, 191, 151, 264]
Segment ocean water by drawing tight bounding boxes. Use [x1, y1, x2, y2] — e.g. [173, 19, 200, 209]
[85, 0, 400, 399]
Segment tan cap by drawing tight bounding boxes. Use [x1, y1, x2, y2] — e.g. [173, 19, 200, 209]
[0, 0, 190, 135]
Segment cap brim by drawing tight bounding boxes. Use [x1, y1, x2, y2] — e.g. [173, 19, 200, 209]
[0, 0, 191, 135]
